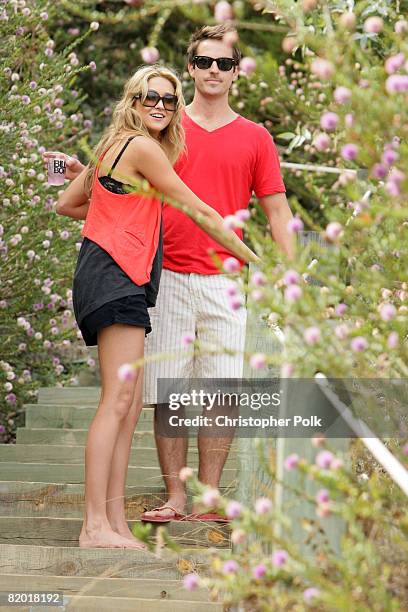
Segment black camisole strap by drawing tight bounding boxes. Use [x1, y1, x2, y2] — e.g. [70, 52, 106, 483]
[107, 136, 135, 177]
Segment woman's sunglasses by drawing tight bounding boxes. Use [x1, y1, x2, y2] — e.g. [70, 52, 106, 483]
[192, 55, 236, 71]
[133, 90, 178, 112]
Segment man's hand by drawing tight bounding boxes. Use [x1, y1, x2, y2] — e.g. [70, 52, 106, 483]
[43, 152, 84, 181]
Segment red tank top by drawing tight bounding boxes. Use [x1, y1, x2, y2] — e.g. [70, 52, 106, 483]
[81, 138, 162, 286]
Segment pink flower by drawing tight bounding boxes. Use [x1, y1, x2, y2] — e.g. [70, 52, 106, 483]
[225, 283, 237, 296]
[304, 587, 320, 603]
[226, 500, 243, 519]
[387, 332, 399, 349]
[271, 549, 288, 567]
[395, 20, 408, 34]
[179, 467, 194, 482]
[316, 501, 331, 517]
[351, 336, 368, 352]
[314, 133, 331, 151]
[385, 75, 408, 94]
[251, 271, 266, 286]
[371, 163, 388, 179]
[284, 285, 302, 303]
[253, 563, 267, 579]
[280, 363, 294, 377]
[117, 363, 135, 381]
[345, 113, 354, 127]
[380, 303, 396, 321]
[202, 488, 221, 508]
[229, 296, 244, 311]
[223, 257, 240, 273]
[283, 269, 300, 285]
[320, 112, 339, 131]
[287, 217, 304, 233]
[341, 144, 358, 161]
[235, 208, 251, 221]
[231, 528, 246, 545]
[333, 86, 351, 104]
[402, 443, 408, 456]
[214, 1, 233, 22]
[250, 353, 267, 370]
[304, 327, 321, 345]
[363, 16, 383, 33]
[325, 221, 343, 242]
[334, 324, 349, 340]
[222, 559, 239, 574]
[316, 450, 334, 469]
[223, 214, 240, 230]
[382, 148, 398, 166]
[311, 58, 334, 80]
[255, 497, 272, 515]
[183, 573, 200, 591]
[240, 57, 257, 77]
[385, 53, 405, 75]
[316, 488, 330, 503]
[311, 435, 326, 448]
[335, 303, 347, 316]
[140, 47, 160, 64]
[284, 453, 299, 470]
[182, 332, 195, 346]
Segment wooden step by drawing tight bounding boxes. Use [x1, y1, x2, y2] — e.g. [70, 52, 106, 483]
[0, 444, 237, 469]
[0, 516, 230, 549]
[0, 595, 221, 611]
[38, 387, 110, 405]
[16, 428, 156, 447]
[0, 573, 215, 603]
[0, 543, 218, 579]
[24, 405, 154, 429]
[0, 481, 236, 519]
[0, 463, 236, 487]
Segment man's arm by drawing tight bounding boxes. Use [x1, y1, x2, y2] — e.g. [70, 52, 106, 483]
[259, 193, 295, 261]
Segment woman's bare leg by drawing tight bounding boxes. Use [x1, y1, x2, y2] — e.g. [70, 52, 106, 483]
[79, 323, 146, 549]
[106, 367, 145, 541]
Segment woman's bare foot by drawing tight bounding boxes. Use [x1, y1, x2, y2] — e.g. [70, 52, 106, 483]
[110, 522, 148, 549]
[79, 525, 146, 549]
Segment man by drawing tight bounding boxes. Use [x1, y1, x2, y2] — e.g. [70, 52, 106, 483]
[142, 24, 293, 522]
[48, 24, 294, 522]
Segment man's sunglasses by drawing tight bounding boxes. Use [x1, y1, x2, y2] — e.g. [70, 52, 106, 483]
[133, 90, 178, 112]
[193, 55, 237, 71]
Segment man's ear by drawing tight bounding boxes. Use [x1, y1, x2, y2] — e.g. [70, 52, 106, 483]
[187, 63, 195, 79]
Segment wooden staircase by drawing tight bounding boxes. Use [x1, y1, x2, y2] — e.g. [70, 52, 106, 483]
[0, 387, 237, 610]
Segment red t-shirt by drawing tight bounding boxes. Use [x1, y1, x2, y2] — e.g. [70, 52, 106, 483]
[163, 111, 286, 274]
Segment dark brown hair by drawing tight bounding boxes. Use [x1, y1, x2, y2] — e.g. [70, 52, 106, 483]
[187, 24, 242, 66]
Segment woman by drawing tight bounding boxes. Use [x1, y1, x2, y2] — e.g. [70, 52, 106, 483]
[57, 65, 257, 549]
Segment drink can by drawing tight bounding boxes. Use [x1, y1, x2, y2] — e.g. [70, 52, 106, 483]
[47, 156, 66, 186]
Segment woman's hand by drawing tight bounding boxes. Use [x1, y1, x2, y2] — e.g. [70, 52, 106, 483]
[43, 152, 84, 180]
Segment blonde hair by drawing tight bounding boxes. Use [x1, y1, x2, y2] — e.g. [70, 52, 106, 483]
[86, 64, 185, 193]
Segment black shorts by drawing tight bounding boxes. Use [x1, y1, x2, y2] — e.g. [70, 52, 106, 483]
[79, 294, 151, 346]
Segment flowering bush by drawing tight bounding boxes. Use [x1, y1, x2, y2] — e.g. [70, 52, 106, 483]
[0, 0, 98, 440]
[180, 436, 408, 609]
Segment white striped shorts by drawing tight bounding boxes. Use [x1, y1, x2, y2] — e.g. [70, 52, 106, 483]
[143, 269, 247, 404]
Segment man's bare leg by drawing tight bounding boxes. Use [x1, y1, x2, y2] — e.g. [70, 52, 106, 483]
[142, 404, 189, 519]
[193, 405, 237, 513]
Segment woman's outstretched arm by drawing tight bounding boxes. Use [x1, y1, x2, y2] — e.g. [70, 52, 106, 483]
[129, 137, 259, 264]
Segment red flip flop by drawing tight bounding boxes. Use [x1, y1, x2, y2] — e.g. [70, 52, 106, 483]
[181, 512, 230, 523]
[140, 506, 186, 523]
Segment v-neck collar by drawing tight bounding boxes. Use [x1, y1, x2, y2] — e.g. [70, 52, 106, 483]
[184, 110, 241, 134]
